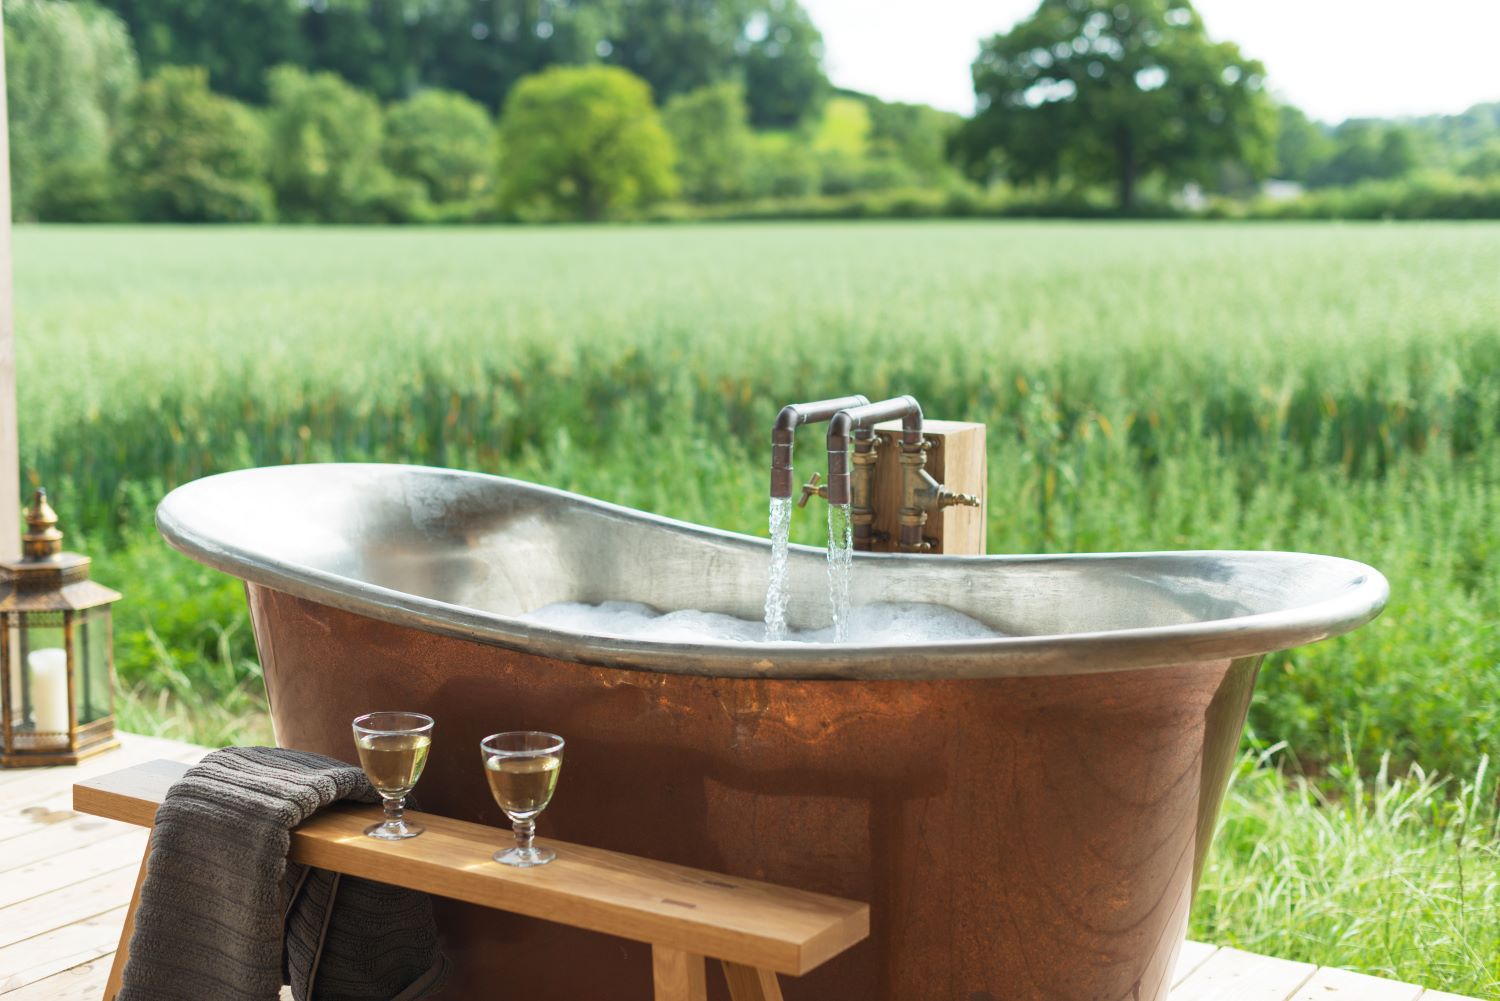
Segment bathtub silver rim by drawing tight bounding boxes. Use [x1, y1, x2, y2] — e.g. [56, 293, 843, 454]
[156, 463, 1390, 681]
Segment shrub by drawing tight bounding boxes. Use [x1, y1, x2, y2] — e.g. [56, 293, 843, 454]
[265, 65, 423, 223]
[384, 88, 495, 210]
[497, 66, 677, 221]
[663, 82, 753, 204]
[113, 66, 273, 222]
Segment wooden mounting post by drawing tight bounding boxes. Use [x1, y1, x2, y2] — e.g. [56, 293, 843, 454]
[870, 419, 986, 555]
[0, 8, 20, 558]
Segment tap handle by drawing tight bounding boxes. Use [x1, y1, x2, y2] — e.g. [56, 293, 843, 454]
[798, 472, 827, 508]
[938, 488, 981, 510]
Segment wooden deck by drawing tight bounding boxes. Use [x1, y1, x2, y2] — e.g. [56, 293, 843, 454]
[0, 733, 1481, 1001]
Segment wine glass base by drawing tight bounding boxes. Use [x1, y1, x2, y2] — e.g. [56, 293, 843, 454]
[365, 819, 424, 840]
[494, 845, 556, 867]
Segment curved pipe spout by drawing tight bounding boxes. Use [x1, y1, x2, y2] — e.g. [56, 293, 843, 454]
[827, 396, 923, 506]
[770, 395, 869, 499]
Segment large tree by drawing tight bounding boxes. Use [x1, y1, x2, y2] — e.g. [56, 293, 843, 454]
[952, 0, 1275, 209]
[4, 0, 138, 218]
[496, 65, 677, 221]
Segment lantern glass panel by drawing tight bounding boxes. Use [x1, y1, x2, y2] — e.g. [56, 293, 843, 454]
[15, 612, 68, 744]
[77, 607, 111, 725]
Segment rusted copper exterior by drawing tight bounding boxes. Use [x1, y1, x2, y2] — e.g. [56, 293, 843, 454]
[249, 584, 1258, 1001]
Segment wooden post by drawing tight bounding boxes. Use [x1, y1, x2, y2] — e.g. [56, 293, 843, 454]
[651, 946, 708, 1001]
[0, 7, 19, 560]
[870, 419, 987, 555]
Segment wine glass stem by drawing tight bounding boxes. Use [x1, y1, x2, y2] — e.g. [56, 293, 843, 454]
[384, 795, 404, 830]
[513, 817, 535, 854]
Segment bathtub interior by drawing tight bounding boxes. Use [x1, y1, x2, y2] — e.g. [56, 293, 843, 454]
[161, 463, 1373, 639]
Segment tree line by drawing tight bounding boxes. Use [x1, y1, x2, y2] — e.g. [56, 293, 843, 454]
[6, 0, 1498, 224]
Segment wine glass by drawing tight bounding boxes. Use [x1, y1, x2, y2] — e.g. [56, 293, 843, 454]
[352, 711, 434, 840]
[480, 731, 565, 867]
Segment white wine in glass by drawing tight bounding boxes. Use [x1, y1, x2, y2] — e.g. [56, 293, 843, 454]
[352, 711, 434, 840]
[480, 731, 564, 867]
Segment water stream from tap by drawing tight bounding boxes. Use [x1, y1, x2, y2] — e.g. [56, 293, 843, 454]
[827, 502, 854, 641]
[763, 496, 793, 641]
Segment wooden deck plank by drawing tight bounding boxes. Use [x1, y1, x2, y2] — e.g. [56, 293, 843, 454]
[0, 813, 137, 873]
[0, 864, 139, 949]
[1289, 967, 1424, 1001]
[0, 827, 147, 910]
[0, 734, 204, 809]
[1418, 993, 1488, 1000]
[1171, 946, 1317, 1001]
[0, 957, 112, 1001]
[1174, 940, 1220, 987]
[0, 905, 126, 991]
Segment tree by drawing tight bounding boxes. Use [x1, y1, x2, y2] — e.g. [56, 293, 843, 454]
[604, 0, 826, 127]
[663, 82, 753, 203]
[95, 0, 306, 103]
[3, 0, 138, 218]
[865, 96, 962, 182]
[265, 65, 421, 222]
[496, 65, 677, 220]
[739, 0, 826, 127]
[113, 66, 273, 222]
[1273, 104, 1331, 182]
[1307, 121, 1419, 188]
[385, 89, 495, 207]
[952, 0, 1276, 210]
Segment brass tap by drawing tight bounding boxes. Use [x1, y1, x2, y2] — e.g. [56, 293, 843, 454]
[849, 434, 882, 550]
[797, 472, 828, 508]
[898, 438, 981, 553]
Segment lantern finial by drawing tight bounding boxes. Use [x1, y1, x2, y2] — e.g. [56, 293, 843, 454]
[22, 488, 62, 561]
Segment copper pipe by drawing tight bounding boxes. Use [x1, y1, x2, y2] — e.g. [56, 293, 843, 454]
[827, 396, 922, 507]
[770, 396, 869, 499]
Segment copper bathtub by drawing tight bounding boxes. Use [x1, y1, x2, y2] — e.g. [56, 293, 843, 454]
[156, 463, 1388, 1001]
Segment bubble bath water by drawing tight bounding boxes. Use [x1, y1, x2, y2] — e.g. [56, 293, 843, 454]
[523, 599, 1002, 645]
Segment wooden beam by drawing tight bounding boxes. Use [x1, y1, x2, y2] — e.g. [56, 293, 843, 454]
[0, 7, 19, 558]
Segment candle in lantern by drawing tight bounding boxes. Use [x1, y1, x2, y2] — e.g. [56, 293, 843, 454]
[28, 648, 69, 745]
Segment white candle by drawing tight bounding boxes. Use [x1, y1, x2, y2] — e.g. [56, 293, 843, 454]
[28, 648, 70, 746]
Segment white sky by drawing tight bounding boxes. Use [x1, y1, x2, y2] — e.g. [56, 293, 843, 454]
[800, 0, 1500, 123]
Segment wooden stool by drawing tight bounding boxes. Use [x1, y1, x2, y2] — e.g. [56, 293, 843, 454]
[75, 759, 868, 1001]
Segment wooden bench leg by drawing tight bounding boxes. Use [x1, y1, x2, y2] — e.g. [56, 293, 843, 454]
[722, 961, 784, 1001]
[652, 945, 707, 1001]
[102, 833, 152, 1001]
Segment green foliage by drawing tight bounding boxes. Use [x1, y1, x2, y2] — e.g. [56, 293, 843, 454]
[1272, 104, 1330, 182]
[663, 82, 754, 203]
[3, 0, 138, 219]
[265, 65, 422, 223]
[384, 89, 495, 208]
[743, 132, 821, 198]
[864, 95, 963, 182]
[1261, 172, 1500, 220]
[112, 66, 273, 222]
[1307, 120, 1419, 188]
[1461, 140, 1500, 179]
[496, 66, 677, 220]
[738, 0, 827, 127]
[96, 0, 307, 103]
[954, 0, 1277, 209]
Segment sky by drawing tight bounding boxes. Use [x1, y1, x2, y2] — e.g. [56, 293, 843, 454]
[799, 0, 1500, 123]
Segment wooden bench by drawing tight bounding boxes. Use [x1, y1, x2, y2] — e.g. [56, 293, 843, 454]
[74, 759, 869, 1001]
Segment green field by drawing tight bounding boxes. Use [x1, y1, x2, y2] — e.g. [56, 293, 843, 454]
[15, 222, 1500, 996]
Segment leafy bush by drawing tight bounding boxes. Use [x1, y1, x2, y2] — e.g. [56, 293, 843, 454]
[3, 0, 137, 219]
[497, 66, 678, 221]
[113, 66, 273, 222]
[266, 65, 423, 223]
[663, 82, 754, 204]
[1263, 172, 1500, 220]
[384, 88, 495, 210]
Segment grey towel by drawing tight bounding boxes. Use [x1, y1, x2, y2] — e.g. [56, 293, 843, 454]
[119, 746, 448, 1001]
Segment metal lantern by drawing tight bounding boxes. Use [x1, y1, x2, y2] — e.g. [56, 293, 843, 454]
[0, 489, 121, 766]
